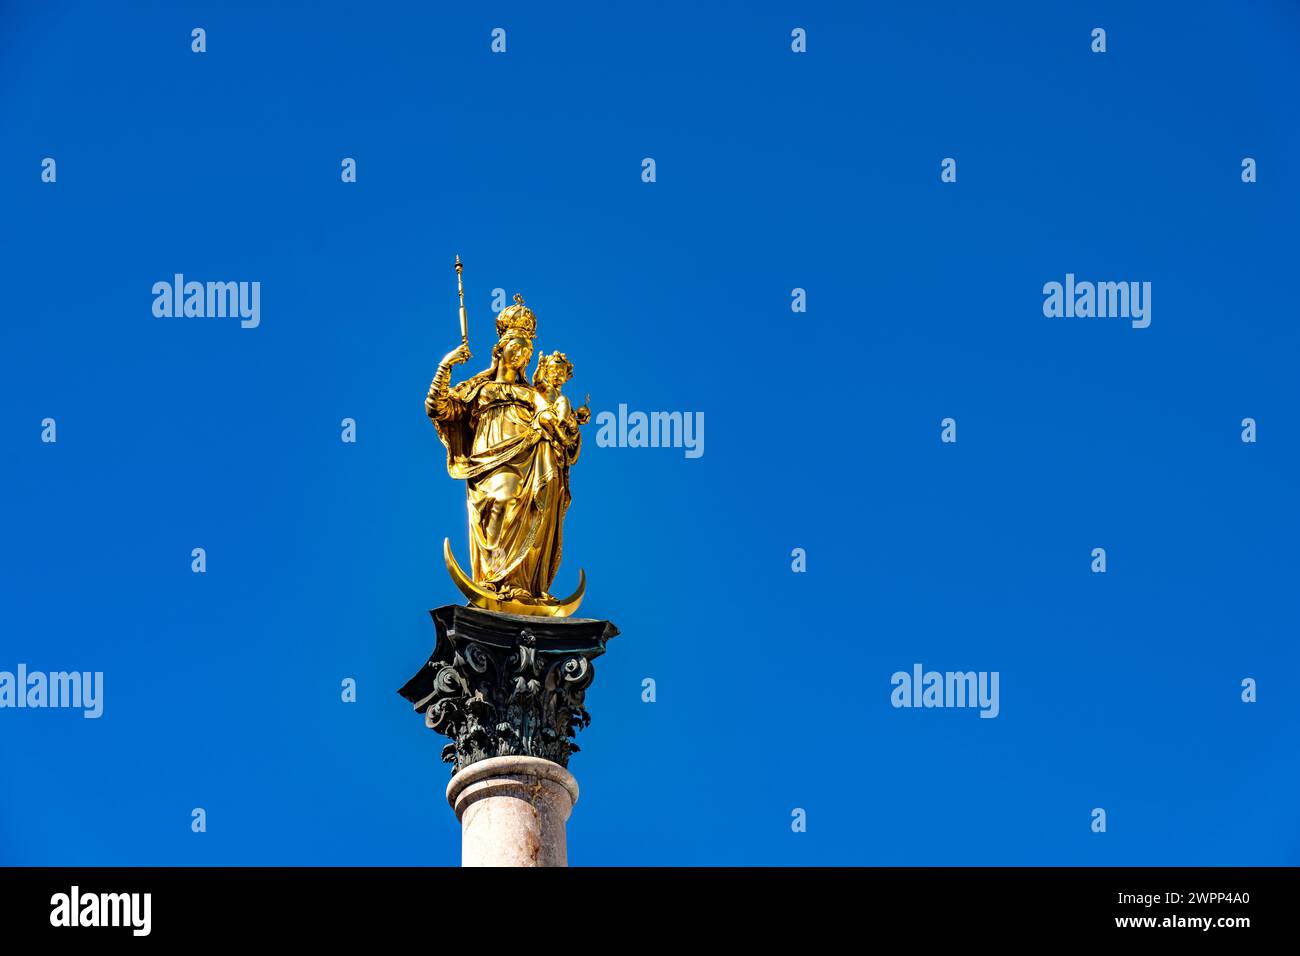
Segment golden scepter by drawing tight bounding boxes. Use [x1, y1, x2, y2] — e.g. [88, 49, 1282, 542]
[454, 254, 468, 347]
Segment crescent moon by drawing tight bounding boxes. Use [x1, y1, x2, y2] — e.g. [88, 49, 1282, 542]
[443, 537, 586, 618]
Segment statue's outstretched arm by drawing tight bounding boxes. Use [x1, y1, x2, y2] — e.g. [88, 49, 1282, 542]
[427, 343, 472, 422]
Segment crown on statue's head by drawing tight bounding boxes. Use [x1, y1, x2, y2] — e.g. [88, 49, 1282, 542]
[536, 350, 573, 380]
[496, 293, 537, 340]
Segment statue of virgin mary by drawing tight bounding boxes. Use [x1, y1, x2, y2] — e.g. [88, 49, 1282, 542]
[425, 294, 586, 617]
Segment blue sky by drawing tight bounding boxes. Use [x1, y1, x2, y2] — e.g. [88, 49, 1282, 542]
[1, 1, 1297, 865]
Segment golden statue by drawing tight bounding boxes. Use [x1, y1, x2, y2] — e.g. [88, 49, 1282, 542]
[426, 262, 590, 618]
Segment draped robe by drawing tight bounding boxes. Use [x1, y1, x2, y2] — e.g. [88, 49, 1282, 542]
[430, 376, 574, 597]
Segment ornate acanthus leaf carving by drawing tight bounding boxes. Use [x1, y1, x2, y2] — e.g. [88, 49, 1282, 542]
[399, 605, 617, 774]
